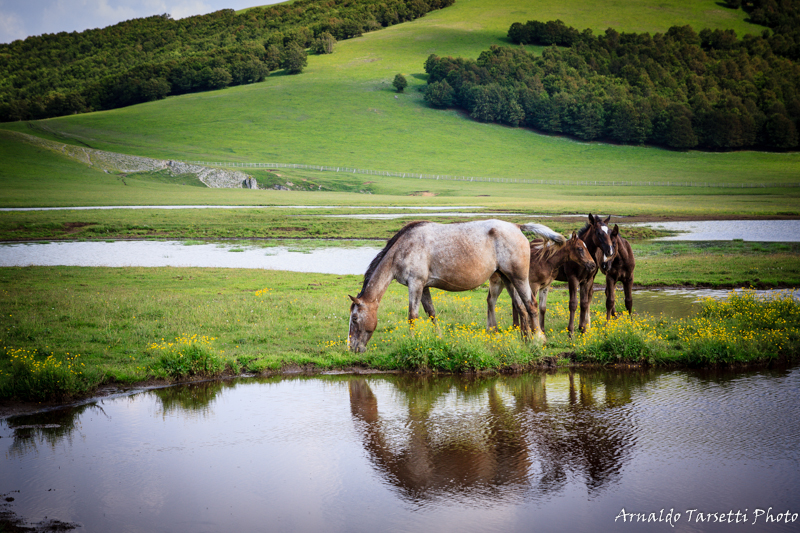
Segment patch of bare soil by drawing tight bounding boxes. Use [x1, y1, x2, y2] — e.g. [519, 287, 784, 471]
[62, 222, 94, 233]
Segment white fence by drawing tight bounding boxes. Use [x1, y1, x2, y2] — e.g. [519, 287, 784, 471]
[184, 161, 800, 189]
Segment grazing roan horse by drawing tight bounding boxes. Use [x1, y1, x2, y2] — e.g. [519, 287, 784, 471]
[486, 231, 597, 341]
[348, 219, 550, 353]
[539, 214, 617, 336]
[600, 224, 635, 320]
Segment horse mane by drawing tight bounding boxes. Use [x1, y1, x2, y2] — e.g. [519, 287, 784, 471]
[358, 220, 428, 297]
[531, 238, 565, 262]
[576, 222, 591, 241]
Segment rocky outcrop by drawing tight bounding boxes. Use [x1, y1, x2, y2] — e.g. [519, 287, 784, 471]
[13, 131, 256, 189]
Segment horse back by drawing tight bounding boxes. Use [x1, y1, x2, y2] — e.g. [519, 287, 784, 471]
[401, 219, 530, 289]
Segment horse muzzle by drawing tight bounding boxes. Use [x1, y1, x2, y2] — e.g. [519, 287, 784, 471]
[348, 331, 372, 353]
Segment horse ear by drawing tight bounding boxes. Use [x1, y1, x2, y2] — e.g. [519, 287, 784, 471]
[603, 215, 611, 224]
[611, 224, 619, 237]
[570, 232, 578, 241]
[588, 213, 595, 224]
[349, 295, 358, 303]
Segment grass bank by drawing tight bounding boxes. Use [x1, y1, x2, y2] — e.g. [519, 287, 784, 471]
[0, 267, 797, 402]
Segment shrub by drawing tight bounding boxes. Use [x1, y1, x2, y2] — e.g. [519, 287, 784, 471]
[392, 73, 408, 92]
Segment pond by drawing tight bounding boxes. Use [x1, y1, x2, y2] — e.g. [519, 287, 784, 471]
[0, 205, 485, 212]
[631, 220, 800, 242]
[0, 240, 383, 275]
[2, 367, 798, 532]
[628, 288, 800, 318]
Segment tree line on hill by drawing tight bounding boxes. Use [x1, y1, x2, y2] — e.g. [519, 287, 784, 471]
[0, 0, 454, 122]
[424, 0, 800, 150]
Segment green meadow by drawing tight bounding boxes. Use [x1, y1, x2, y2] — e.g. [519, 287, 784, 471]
[1, 267, 797, 402]
[1, 0, 799, 402]
[2, 0, 799, 192]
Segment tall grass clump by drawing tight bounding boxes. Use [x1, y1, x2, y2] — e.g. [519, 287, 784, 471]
[147, 334, 227, 379]
[570, 314, 671, 365]
[674, 289, 800, 364]
[0, 347, 90, 401]
[373, 318, 545, 372]
[570, 289, 800, 366]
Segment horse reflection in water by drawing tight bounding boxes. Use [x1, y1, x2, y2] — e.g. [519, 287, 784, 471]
[348, 372, 640, 502]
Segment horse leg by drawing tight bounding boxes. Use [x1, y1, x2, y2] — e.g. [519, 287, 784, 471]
[538, 286, 549, 332]
[498, 272, 531, 339]
[605, 274, 617, 321]
[421, 287, 437, 323]
[623, 276, 634, 316]
[406, 280, 424, 322]
[567, 278, 579, 338]
[486, 273, 504, 332]
[508, 278, 521, 329]
[508, 277, 544, 342]
[578, 279, 594, 334]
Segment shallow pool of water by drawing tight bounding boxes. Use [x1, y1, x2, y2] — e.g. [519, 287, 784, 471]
[631, 220, 800, 242]
[2, 367, 798, 532]
[613, 287, 800, 318]
[0, 241, 382, 275]
[0, 205, 485, 212]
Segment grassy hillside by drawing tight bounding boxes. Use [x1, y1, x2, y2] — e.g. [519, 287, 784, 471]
[3, 128, 798, 213]
[3, 0, 798, 199]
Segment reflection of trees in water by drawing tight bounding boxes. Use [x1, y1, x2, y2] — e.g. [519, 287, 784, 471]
[151, 380, 233, 416]
[2, 377, 280, 456]
[4, 403, 104, 458]
[149, 375, 294, 416]
[349, 369, 652, 503]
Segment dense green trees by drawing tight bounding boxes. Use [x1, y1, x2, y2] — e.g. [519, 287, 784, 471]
[0, 0, 455, 121]
[424, 6, 800, 151]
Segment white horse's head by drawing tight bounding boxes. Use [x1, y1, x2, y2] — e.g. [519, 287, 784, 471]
[348, 295, 379, 353]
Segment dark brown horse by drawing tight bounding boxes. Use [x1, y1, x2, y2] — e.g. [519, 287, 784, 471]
[600, 224, 635, 320]
[486, 232, 596, 341]
[540, 214, 617, 336]
[348, 219, 551, 352]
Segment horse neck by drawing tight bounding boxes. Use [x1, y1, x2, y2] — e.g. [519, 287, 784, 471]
[613, 236, 630, 261]
[577, 225, 600, 254]
[360, 252, 395, 303]
[542, 243, 573, 271]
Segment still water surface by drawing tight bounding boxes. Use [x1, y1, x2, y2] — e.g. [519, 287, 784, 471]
[2, 367, 798, 532]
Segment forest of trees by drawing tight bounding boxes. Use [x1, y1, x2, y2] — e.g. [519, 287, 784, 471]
[424, 0, 800, 150]
[0, 0, 455, 122]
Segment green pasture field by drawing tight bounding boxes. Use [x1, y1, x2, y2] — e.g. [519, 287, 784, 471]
[1, 266, 797, 402]
[1, 0, 799, 404]
[2, 0, 798, 192]
[2, 130, 799, 215]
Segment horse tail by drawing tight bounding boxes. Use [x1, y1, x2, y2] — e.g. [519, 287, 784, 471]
[519, 223, 566, 245]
